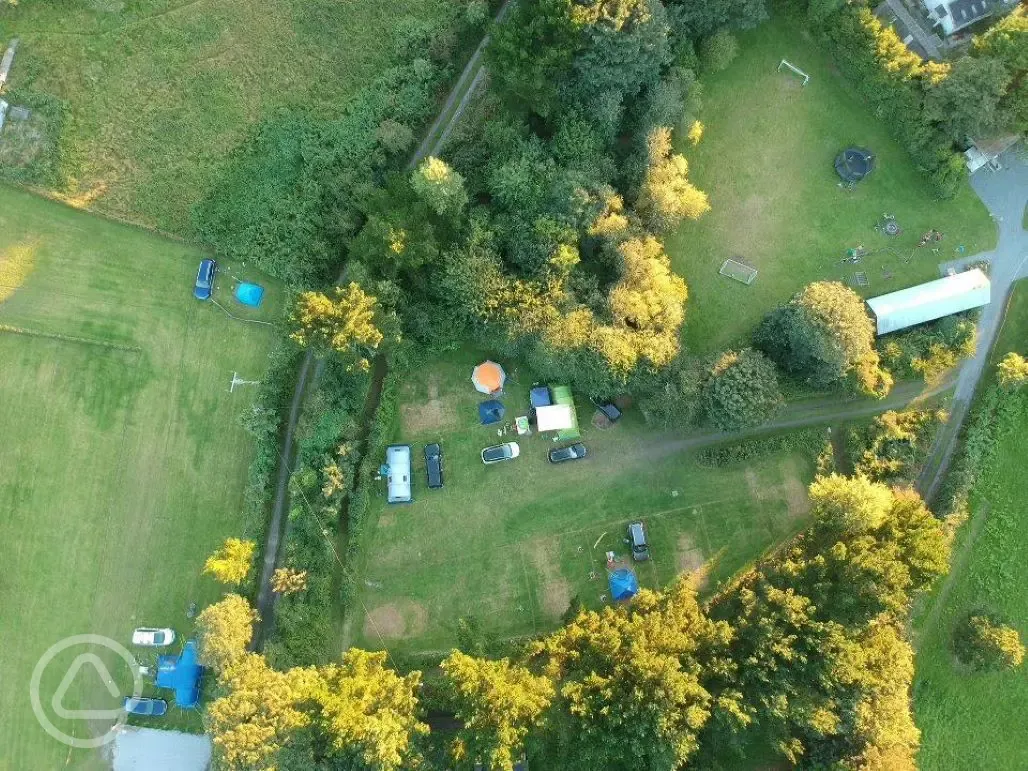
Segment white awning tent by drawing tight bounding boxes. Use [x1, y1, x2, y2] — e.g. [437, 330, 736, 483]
[535, 404, 574, 432]
[866, 269, 990, 336]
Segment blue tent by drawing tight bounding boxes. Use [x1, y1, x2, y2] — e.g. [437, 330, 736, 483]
[530, 386, 551, 409]
[156, 640, 204, 708]
[608, 568, 639, 601]
[478, 399, 505, 425]
[234, 282, 265, 307]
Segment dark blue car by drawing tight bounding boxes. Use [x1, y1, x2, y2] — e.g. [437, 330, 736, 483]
[193, 259, 217, 300]
[124, 697, 168, 716]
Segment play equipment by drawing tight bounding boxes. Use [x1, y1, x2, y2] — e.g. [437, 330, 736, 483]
[719, 258, 758, 285]
[777, 59, 810, 86]
[835, 148, 875, 185]
[234, 282, 265, 307]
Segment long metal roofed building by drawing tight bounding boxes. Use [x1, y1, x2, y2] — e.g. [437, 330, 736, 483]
[866, 268, 991, 335]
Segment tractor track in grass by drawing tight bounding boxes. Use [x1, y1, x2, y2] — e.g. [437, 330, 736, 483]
[252, 0, 514, 649]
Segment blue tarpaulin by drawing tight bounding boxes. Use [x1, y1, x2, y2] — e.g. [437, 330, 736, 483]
[156, 640, 204, 708]
[234, 282, 265, 307]
[479, 399, 505, 425]
[608, 568, 639, 601]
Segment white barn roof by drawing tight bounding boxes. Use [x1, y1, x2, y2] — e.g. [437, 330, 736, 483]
[866, 269, 990, 336]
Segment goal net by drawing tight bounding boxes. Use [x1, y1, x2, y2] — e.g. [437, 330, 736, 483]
[719, 259, 758, 285]
[777, 59, 810, 86]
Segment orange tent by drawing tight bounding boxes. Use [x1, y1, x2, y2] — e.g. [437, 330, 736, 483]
[472, 361, 506, 394]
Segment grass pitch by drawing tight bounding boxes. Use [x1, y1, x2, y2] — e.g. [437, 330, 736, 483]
[668, 19, 995, 355]
[0, 185, 281, 768]
[348, 350, 819, 655]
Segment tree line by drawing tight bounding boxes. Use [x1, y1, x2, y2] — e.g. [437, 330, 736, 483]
[195, 474, 950, 770]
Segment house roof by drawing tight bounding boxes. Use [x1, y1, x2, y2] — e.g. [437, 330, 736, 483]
[927, 0, 997, 34]
[866, 269, 990, 335]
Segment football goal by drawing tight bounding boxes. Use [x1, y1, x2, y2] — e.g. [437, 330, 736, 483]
[719, 259, 758, 285]
[778, 59, 810, 86]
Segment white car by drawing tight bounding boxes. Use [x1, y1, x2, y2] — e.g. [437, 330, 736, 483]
[481, 442, 520, 464]
[131, 627, 176, 647]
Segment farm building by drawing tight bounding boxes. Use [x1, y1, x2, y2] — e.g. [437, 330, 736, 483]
[866, 269, 990, 335]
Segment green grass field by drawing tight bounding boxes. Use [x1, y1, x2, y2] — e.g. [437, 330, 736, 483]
[349, 350, 818, 654]
[0, 0, 454, 232]
[911, 281, 1028, 770]
[669, 19, 995, 355]
[0, 185, 281, 768]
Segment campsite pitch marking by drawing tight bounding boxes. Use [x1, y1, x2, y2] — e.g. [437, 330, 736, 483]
[29, 634, 143, 749]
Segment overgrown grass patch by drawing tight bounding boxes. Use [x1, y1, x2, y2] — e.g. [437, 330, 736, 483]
[0, 0, 460, 231]
[348, 349, 818, 654]
[0, 185, 282, 768]
[668, 19, 995, 355]
[912, 280, 1028, 770]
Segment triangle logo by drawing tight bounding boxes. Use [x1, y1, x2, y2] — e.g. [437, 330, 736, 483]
[51, 653, 123, 720]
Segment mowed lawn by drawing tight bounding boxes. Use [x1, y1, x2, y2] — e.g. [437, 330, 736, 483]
[0, 0, 454, 232]
[0, 186, 281, 769]
[668, 19, 995, 355]
[912, 281, 1028, 770]
[349, 350, 818, 654]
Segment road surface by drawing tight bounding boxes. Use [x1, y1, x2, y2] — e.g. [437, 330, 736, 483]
[917, 146, 1028, 504]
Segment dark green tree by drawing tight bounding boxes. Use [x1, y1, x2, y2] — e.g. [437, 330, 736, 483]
[755, 281, 891, 397]
[698, 29, 739, 73]
[702, 348, 783, 430]
[928, 55, 1010, 140]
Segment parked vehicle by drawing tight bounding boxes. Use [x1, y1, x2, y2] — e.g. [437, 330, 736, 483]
[481, 442, 520, 464]
[193, 258, 217, 300]
[425, 443, 444, 488]
[591, 398, 622, 422]
[627, 522, 649, 561]
[131, 628, 176, 647]
[123, 697, 168, 716]
[548, 442, 587, 463]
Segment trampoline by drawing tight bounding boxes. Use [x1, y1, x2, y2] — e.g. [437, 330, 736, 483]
[834, 147, 875, 184]
[234, 282, 265, 307]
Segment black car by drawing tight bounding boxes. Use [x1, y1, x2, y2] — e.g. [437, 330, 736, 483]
[548, 443, 587, 463]
[425, 443, 443, 489]
[628, 522, 649, 561]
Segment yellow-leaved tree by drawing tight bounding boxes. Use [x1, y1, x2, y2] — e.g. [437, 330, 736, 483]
[195, 593, 258, 673]
[271, 567, 308, 595]
[290, 282, 389, 372]
[203, 538, 256, 586]
[441, 650, 554, 771]
[311, 649, 427, 771]
[207, 652, 319, 770]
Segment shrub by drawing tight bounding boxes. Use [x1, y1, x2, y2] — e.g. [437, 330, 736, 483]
[952, 611, 1026, 672]
[849, 409, 944, 484]
[878, 312, 977, 382]
[699, 30, 739, 73]
[997, 352, 1028, 390]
